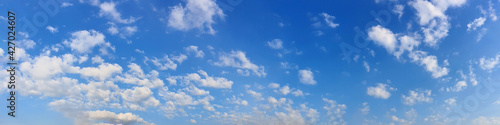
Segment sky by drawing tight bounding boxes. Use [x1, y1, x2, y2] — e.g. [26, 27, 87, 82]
[1, 0, 500, 125]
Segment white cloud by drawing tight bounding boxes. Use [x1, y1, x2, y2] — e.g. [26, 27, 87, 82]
[367, 83, 395, 99]
[64, 30, 108, 54]
[292, 89, 304, 97]
[79, 63, 123, 81]
[91, 55, 104, 64]
[472, 116, 500, 125]
[444, 98, 456, 105]
[446, 81, 467, 92]
[488, 1, 498, 21]
[268, 83, 280, 89]
[150, 55, 179, 70]
[279, 86, 291, 95]
[410, 0, 465, 47]
[87, 110, 153, 125]
[121, 87, 160, 110]
[479, 54, 500, 71]
[393, 4, 405, 19]
[167, 0, 224, 34]
[185, 45, 204, 58]
[167, 70, 233, 89]
[320, 13, 339, 28]
[267, 39, 283, 49]
[299, 69, 317, 85]
[410, 0, 446, 25]
[368, 25, 397, 53]
[409, 51, 449, 78]
[247, 90, 263, 100]
[190, 119, 197, 124]
[214, 50, 266, 77]
[363, 61, 370, 72]
[99, 2, 137, 24]
[46, 26, 58, 33]
[402, 89, 433, 106]
[61, 2, 73, 8]
[467, 17, 486, 31]
[116, 63, 165, 88]
[361, 102, 370, 115]
[323, 98, 347, 125]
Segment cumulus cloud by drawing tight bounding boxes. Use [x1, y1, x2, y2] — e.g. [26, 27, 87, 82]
[472, 116, 500, 125]
[402, 89, 433, 106]
[121, 87, 160, 110]
[367, 83, 395, 99]
[409, 51, 449, 78]
[214, 50, 266, 77]
[446, 81, 467, 92]
[115, 63, 165, 88]
[320, 12, 339, 28]
[267, 39, 283, 49]
[323, 98, 347, 125]
[167, 70, 234, 89]
[167, 0, 224, 34]
[46, 26, 58, 33]
[87, 110, 153, 125]
[149, 54, 186, 70]
[63, 30, 110, 54]
[299, 69, 317, 85]
[185, 45, 204, 58]
[410, 0, 465, 47]
[368, 25, 397, 53]
[467, 17, 486, 31]
[99, 2, 138, 24]
[368, 25, 420, 59]
[479, 54, 500, 71]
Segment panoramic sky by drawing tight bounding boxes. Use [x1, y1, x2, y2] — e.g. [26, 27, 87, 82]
[1, 0, 500, 125]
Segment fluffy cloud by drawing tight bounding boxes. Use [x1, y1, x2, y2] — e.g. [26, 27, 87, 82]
[87, 110, 153, 125]
[267, 39, 283, 49]
[115, 63, 165, 88]
[168, 0, 224, 34]
[279, 85, 291, 95]
[121, 87, 160, 110]
[479, 54, 500, 71]
[363, 61, 370, 72]
[268, 83, 280, 88]
[149, 54, 186, 70]
[99, 2, 138, 24]
[361, 102, 370, 115]
[367, 83, 395, 99]
[409, 51, 449, 78]
[63, 30, 109, 54]
[46, 26, 58, 33]
[368, 25, 397, 53]
[214, 50, 266, 77]
[410, 0, 465, 47]
[79, 63, 123, 81]
[402, 89, 433, 106]
[368, 25, 420, 59]
[472, 116, 500, 125]
[167, 70, 233, 89]
[299, 69, 317, 85]
[320, 12, 339, 28]
[446, 81, 467, 92]
[467, 17, 486, 31]
[185, 45, 204, 58]
[323, 98, 347, 125]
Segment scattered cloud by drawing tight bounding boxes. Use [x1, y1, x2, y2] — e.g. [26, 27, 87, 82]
[367, 83, 395, 99]
[167, 0, 224, 34]
[402, 89, 433, 106]
[299, 69, 317, 85]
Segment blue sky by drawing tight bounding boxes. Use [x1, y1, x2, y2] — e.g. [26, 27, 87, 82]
[1, 0, 500, 124]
